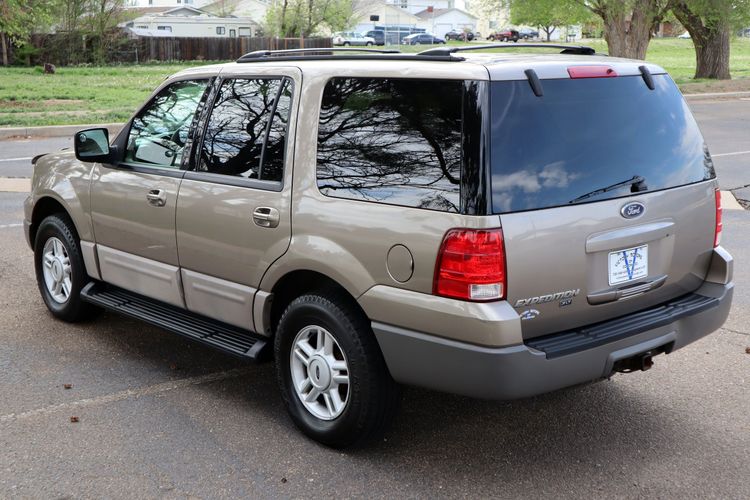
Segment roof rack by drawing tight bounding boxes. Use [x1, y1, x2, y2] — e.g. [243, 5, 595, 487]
[418, 43, 597, 57]
[237, 47, 402, 62]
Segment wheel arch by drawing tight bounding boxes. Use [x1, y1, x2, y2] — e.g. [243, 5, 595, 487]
[264, 269, 369, 338]
[30, 196, 80, 246]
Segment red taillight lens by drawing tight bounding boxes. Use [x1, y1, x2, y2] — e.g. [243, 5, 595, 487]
[714, 189, 723, 247]
[567, 66, 618, 79]
[434, 228, 506, 302]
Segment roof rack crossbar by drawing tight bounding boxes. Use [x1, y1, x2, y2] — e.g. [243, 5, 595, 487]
[237, 47, 401, 62]
[417, 43, 597, 57]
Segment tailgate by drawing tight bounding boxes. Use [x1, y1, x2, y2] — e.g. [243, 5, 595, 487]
[501, 182, 717, 339]
[486, 71, 717, 340]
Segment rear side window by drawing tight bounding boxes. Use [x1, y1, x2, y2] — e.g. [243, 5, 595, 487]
[316, 78, 464, 212]
[198, 78, 291, 182]
[489, 75, 714, 213]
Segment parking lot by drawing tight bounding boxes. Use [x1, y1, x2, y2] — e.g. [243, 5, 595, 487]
[0, 97, 748, 498]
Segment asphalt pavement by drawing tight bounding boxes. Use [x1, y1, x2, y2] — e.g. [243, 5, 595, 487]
[0, 98, 748, 498]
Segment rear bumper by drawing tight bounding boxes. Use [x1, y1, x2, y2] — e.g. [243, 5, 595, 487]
[372, 248, 734, 400]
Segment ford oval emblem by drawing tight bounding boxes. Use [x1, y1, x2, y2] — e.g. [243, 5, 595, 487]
[621, 201, 646, 219]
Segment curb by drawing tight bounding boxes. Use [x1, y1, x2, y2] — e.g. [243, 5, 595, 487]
[683, 90, 750, 99]
[0, 123, 124, 140]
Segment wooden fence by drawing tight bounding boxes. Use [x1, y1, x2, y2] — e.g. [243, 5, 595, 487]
[22, 34, 332, 66]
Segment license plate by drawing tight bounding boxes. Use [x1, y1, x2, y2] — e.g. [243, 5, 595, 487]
[608, 245, 648, 286]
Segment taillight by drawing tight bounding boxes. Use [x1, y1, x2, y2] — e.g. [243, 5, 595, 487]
[714, 189, 722, 247]
[434, 228, 506, 302]
[567, 66, 618, 79]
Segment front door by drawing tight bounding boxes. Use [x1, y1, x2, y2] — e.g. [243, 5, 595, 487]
[90, 78, 210, 307]
[175, 68, 299, 330]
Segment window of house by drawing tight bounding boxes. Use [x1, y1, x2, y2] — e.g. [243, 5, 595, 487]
[316, 77, 465, 212]
[229, 29, 236, 37]
[239, 27, 251, 36]
[216, 27, 226, 35]
[157, 25, 172, 32]
[198, 78, 292, 183]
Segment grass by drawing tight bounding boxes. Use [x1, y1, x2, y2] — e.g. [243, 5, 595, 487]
[0, 38, 749, 128]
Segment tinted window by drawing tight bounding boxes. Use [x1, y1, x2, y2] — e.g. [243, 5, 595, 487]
[490, 75, 714, 213]
[317, 78, 462, 212]
[125, 80, 208, 168]
[198, 78, 291, 182]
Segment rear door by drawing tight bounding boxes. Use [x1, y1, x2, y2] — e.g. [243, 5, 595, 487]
[487, 72, 717, 339]
[175, 67, 299, 330]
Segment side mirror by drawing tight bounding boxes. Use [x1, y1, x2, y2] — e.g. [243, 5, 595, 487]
[74, 128, 113, 163]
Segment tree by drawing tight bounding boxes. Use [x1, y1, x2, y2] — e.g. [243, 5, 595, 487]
[575, 0, 671, 59]
[265, 0, 355, 37]
[510, 0, 591, 41]
[0, 0, 57, 66]
[86, 0, 126, 64]
[671, 0, 750, 79]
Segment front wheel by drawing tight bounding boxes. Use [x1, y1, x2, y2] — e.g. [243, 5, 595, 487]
[366, 41, 373, 46]
[34, 214, 98, 322]
[275, 291, 400, 448]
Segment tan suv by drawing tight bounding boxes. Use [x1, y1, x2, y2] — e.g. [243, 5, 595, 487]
[24, 46, 734, 447]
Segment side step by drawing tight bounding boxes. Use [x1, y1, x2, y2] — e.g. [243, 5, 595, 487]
[81, 282, 268, 361]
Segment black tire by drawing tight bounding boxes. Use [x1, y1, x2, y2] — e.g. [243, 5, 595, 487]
[343, 41, 350, 46]
[366, 41, 373, 46]
[34, 213, 98, 322]
[275, 290, 400, 448]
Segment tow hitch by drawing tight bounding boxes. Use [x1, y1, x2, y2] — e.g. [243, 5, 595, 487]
[613, 350, 656, 373]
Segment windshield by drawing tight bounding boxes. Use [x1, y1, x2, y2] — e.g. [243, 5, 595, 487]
[489, 74, 714, 214]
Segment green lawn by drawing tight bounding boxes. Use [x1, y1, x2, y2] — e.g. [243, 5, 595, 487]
[1, 38, 748, 128]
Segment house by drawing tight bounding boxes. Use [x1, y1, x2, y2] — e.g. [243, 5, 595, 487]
[122, 6, 258, 37]
[202, 0, 271, 26]
[352, 2, 423, 38]
[385, 0, 468, 17]
[124, 0, 214, 7]
[414, 8, 478, 38]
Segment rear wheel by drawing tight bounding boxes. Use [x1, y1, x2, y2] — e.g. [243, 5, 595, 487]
[275, 291, 400, 448]
[34, 214, 98, 322]
[366, 41, 373, 46]
[343, 41, 350, 46]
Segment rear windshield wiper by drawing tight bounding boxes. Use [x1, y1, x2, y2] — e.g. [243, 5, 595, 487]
[569, 175, 647, 204]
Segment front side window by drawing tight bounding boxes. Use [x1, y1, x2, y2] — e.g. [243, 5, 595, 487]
[316, 77, 463, 212]
[198, 78, 291, 182]
[124, 80, 209, 168]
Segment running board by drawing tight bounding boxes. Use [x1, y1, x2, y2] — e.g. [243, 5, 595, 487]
[80, 282, 267, 361]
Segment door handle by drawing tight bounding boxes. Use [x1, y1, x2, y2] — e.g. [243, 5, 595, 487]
[146, 189, 167, 207]
[252, 207, 280, 228]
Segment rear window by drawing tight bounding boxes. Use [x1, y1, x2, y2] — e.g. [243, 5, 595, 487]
[490, 75, 714, 213]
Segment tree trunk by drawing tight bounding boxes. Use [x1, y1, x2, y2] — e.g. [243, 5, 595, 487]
[601, 6, 653, 60]
[672, 2, 731, 80]
[694, 29, 730, 79]
[544, 26, 554, 42]
[1, 33, 8, 66]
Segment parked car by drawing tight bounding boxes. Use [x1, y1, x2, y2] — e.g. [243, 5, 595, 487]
[444, 29, 475, 41]
[26, 44, 733, 448]
[678, 31, 691, 39]
[332, 32, 375, 46]
[365, 29, 385, 46]
[487, 28, 520, 42]
[403, 33, 445, 45]
[518, 28, 539, 39]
